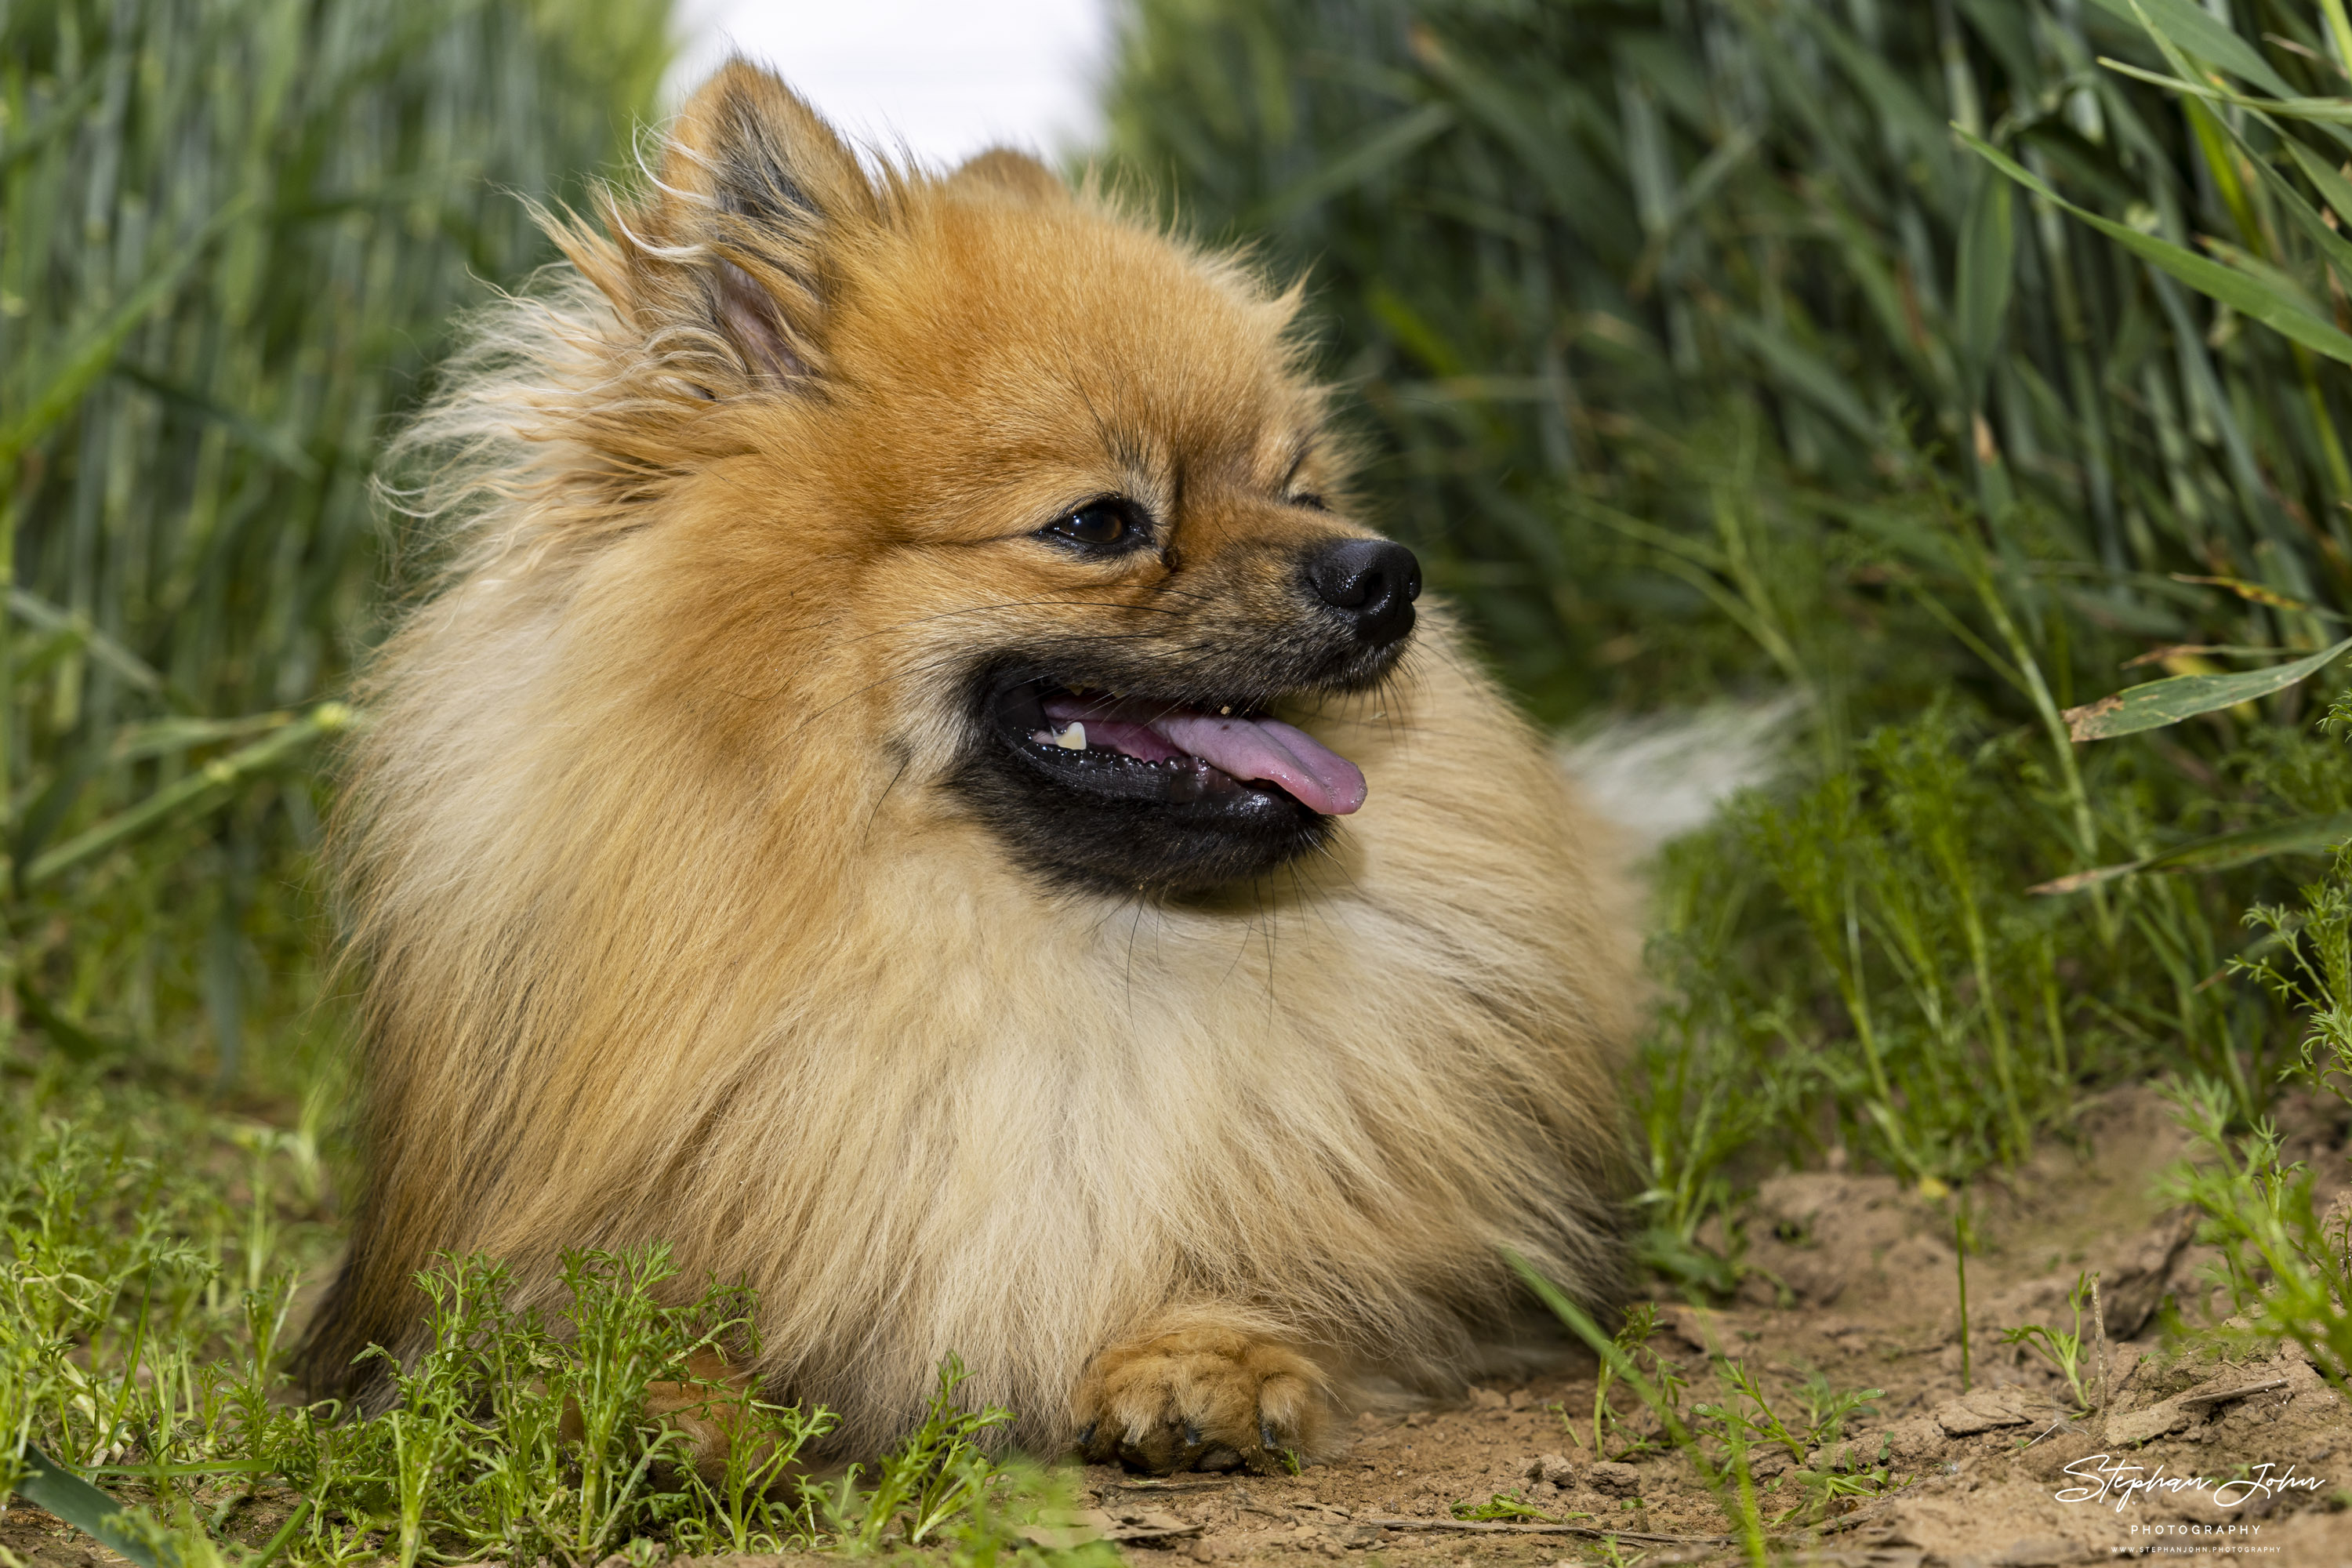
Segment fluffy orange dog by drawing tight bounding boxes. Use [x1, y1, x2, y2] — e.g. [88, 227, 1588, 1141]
[305, 61, 1635, 1475]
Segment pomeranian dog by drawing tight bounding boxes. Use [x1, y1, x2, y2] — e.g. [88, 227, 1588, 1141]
[303, 61, 1635, 1475]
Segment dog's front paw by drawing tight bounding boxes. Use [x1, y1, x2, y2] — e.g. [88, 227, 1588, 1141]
[1076, 1324, 1328, 1475]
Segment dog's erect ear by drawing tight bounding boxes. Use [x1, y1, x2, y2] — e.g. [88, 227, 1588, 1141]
[622, 60, 877, 387]
[951, 148, 1067, 205]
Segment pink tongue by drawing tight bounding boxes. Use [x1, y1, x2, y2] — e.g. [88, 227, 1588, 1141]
[1152, 712, 1367, 815]
[1038, 695, 1367, 815]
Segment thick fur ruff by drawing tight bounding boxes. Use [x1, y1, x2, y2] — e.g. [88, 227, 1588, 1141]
[304, 61, 1637, 1467]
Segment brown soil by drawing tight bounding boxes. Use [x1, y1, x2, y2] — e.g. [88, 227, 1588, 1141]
[5, 1091, 2348, 1568]
[1064, 1087, 2352, 1566]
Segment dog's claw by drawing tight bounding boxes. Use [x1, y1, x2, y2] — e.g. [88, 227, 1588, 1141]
[1183, 1422, 1201, 1446]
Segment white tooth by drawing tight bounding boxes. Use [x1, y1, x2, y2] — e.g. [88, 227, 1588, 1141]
[1219, 706, 1232, 715]
[1055, 722, 1087, 750]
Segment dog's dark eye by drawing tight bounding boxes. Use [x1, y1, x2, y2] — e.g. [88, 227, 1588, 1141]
[1290, 492, 1329, 512]
[1044, 502, 1133, 549]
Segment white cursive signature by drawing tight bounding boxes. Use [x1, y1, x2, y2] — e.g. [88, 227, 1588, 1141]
[2054, 1454, 2327, 1512]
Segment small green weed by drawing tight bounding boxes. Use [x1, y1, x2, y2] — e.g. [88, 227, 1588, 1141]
[1448, 1490, 1559, 1522]
[2163, 1076, 2352, 1382]
[1955, 1193, 1975, 1395]
[1693, 1353, 1890, 1529]
[1783, 1450, 1901, 1527]
[1791, 1368, 1882, 1448]
[2161, 751, 2352, 1384]
[1583, 1303, 1686, 1461]
[1999, 1272, 2099, 1413]
[812, 1356, 1010, 1553]
[1694, 1358, 1880, 1471]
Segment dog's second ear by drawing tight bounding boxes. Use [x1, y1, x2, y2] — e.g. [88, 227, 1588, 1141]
[610, 60, 878, 388]
[951, 149, 1067, 205]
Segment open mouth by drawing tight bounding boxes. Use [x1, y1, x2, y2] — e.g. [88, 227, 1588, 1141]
[993, 680, 1367, 815]
[960, 670, 1379, 895]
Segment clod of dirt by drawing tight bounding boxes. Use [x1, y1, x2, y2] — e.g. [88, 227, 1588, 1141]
[1584, 1461, 1642, 1496]
[1660, 1303, 1720, 1355]
[2101, 1366, 2304, 1450]
[2103, 1396, 2194, 1446]
[1933, 1385, 2060, 1436]
[1881, 1414, 1951, 1463]
[1024, 1503, 1204, 1549]
[1518, 1450, 1575, 1486]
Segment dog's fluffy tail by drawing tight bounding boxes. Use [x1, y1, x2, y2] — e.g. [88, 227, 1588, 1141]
[1555, 694, 1802, 854]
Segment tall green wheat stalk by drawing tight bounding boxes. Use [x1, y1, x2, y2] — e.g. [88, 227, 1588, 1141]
[0, 0, 666, 1083]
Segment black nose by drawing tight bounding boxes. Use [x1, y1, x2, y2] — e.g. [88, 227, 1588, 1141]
[1305, 537, 1421, 648]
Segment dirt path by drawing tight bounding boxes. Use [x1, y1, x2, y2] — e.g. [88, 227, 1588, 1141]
[1070, 1336, 2346, 1565]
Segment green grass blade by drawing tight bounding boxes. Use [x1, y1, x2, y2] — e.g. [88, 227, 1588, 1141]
[1719, 316, 1878, 439]
[2031, 813, 2352, 893]
[1956, 168, 2016, 397]
[1960, 128, 2352, 366]
[1503, 1252, 1687, 1445]
[1504, 1252, 1765, 1563]
[21, 704, 351, 888]
[9, 1443, 170, 1568]
[9, 590, 167, 698]
[2282, 136, 2352, 238]
[2063, 635, 2352, 740]
[2231, 144, 2352, 296]
[2086, 0, 2296, 99]
[2099, 58, 2352, 125]
[2136, 813, 2352, 873]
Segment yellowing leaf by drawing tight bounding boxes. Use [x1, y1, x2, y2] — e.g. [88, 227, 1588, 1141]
[2170, 573, 2314, 612]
